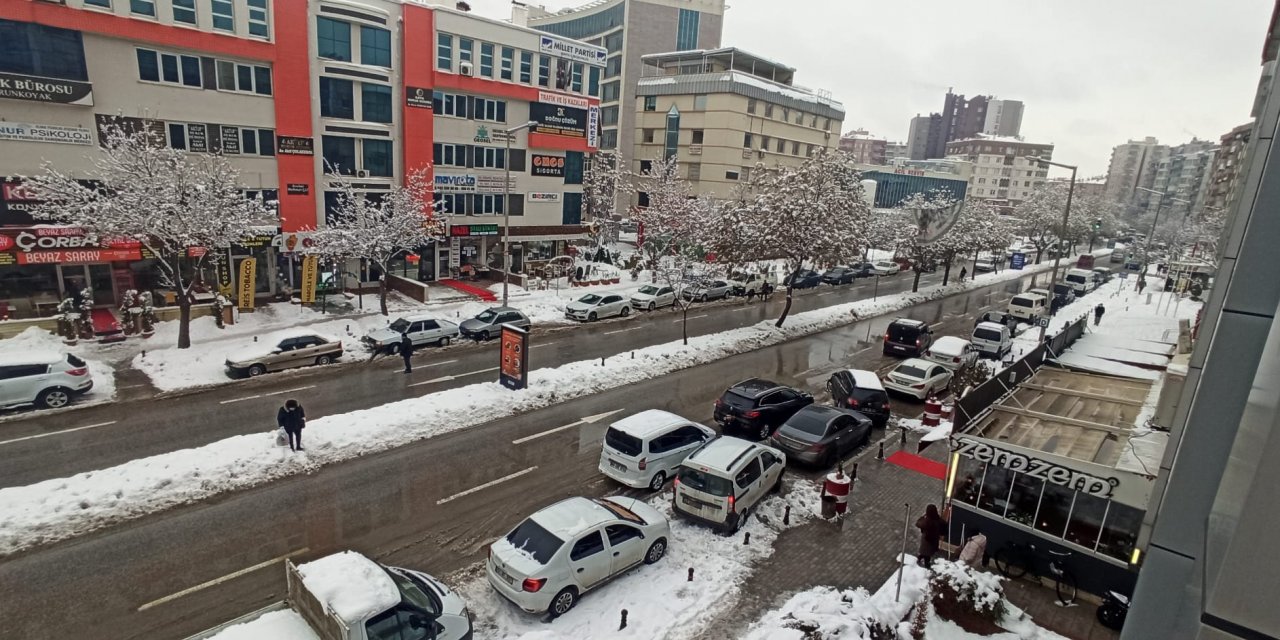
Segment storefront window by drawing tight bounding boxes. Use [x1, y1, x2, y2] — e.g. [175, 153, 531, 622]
[976, 464, 1014, 517]
[1035, 483, 1074, 538]
[0, 265, 60, 318]
[1097, 502, 1143, 561]
[1004, 472, 1044, 528]
[952, 457, 985, 507]
[1064, 492, 1108, 550]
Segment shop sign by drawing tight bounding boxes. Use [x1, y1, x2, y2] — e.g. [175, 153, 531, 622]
[531, 154, 565, 178]
[300, 255, 319, 304]
[537, 36, 606, 67]
[530, 102, 587, 139]
[286, 183, 310, 196]
[477, 175, 516, 192]
[271, 232, 316, 253]
[527, 192, 561, 203]
[474, 125, 514, 144]
[220, 126, 241, 155]
[406, 86, 433, 109]
[449, 224, 499, 237]
[186, 123, 209, 153]
[499, 324, 529, 390]
[237, 258, 257, 310]
[237, 232, 277, 248]
[435, 174, 515, 193]
[587, 105, 599, 149]
[0, 72, 94, 106]
[537, 91, 589, 110]
[0, 122, 93, 146]
[216, 254, 233, 296]
[435, 174, 477, 193]
[1010, 252, 1026, 270]
[953, 437, 1120, 499]
[187, 247, 208, 258]
[277, 136, 314, 156]
[0, 227, 146, 264]
[894, 168, 926, 177]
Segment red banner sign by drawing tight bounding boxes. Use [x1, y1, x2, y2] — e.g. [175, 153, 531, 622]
[16, 248, 141, 264]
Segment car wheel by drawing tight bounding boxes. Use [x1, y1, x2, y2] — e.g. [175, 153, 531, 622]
[620, 307, 630, 317]
[388, 343, 400, 355]
[248, 364, 267, 377]
[316, 355, 334, 366]
[644, 538, 668, 564]
[37, 387, 71, 409]
[648, 302, 656, 311]
[588, 312, 597, 322]
[648, 471, 667, 492]
[699, 294, 708, 302]
[482, 330, 493, 341]
[437, 336, 451, 347]
[549, 587, 578, 617]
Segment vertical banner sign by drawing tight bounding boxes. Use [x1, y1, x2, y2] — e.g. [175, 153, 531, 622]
[1010, 252, 1026, 270]
[216, 252, 233, 296]
[499, 325, 529, 390]
[300, 255, 319, 304]
[237, 258, 257, 310]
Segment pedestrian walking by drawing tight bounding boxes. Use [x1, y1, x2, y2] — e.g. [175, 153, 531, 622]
[959, 267, 968, 283]
[761, 281, 774, 298]
[1094, 303, 1106, 326]
[745, 287, 757, 303]
[915, 504, 948, 568]
[277, 399, 306, 452]
[400, 332, 414, 373]
[1137, 277, 1147, 295]
[959, 529, 988, 568]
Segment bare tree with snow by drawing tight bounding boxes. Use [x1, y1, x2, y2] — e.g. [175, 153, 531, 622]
[1012, 181, 1072, 263]
[23, 123, 271, 349]
[308, 168, 444, 315]
[941, 199, 1013, 283]
[632, 155, 699, 282]
[583, 151, 632, 248]
[653, 197, 722, 345]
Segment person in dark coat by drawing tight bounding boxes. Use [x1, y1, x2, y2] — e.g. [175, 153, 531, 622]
[959, 267, 968, 283]
[916, 504, 948, 567]
[1136, 277, 1147, 295]
[1094, 303, 1106, 326]
[400, 332, 414, 374]
[277, 399, 305, 452]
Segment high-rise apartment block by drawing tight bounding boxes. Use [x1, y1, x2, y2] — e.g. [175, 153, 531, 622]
[839, 129, 887, 165]
[983, 99, 1024, 137]
[945, 135, 1053, 206]
[908, 91, 1021, 160]
[1104, 137, 1170, 210]
[1204, 122, 1253, 214]
[1143, 139, 1218, 219]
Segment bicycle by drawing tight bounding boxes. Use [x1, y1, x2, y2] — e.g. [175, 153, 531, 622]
[994, 541, 1078, 606]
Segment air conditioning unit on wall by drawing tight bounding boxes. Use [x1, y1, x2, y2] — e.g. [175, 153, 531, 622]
[355, 170, 370, 178]
[459, 62, 474, 76]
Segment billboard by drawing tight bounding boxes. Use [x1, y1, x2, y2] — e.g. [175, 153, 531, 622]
[499, 325, 529, 390]
[530, 102, 587, 139]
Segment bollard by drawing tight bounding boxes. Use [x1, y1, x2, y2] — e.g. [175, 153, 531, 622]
[619, 609, 628, 631]
[900, 427, 906, 447]
[346, 324, 350, 332]
[783, 505, 791, 525]
[631, 351, 635, 359]
[743, 532, 750, 545]
[878, 441, 885, 460]
[687, 567, 694, 582]
[253, 336, 258, 342]
[852, 463, 858, 482]
[141, 350, 146, 359]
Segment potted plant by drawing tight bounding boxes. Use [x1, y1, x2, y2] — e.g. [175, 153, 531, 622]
[56, 297, 80, 346]
[119, 289, 141, 336]
[139, 291, 157, 338]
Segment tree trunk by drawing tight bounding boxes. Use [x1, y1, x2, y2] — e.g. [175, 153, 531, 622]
[912, 267, 922, 293]
[177, 294, 192, 349]
[682, 305, 689, 345]
[775, 266, 801, 328]
[942, 258, 952, 286]
[379, 275, 389, 316]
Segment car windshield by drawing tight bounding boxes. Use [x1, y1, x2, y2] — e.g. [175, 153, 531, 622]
[505, 518, 564, 565]
[1066, 275, 1086, 283]
[579, 294, 603, 304]
[677, 467, 733, 497]
[785, 412, 829, 437]
[475, 310, 498, 323]
[1054, 284, 1072, 294]
[604, 427, 643, 457]
[888, 323, 920, 342]
[638, 285, 659, 295]
[389, 319, 410, 333]
[974, 328, 1003, 341]
[384, 567, 441, 615]
[896, 364, 927, 379]
[1011, 297, 1033, 308]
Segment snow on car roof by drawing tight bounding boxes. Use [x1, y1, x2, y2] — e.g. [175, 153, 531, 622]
[530, 497, 616, 538]
[611, 409, 690, 439]
[895, 358, 934, 373]
[845, 369, 884, 391]
[268, 328, 340, 342]
[686, 436, 755, 471]
[0, 350, 65, 365]
[975, 321, 1007, 332]
[930, 336, 970, 355]
[297, 551, 399, 624]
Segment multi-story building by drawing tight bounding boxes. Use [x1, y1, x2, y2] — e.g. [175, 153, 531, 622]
[894, 158, 975, 182]
[945, 135, 1053, 206]
[938, 91, 988, 155]
[982, 99, 1024, 137]
[856, 164, 969, 208]
[631, 47, 844, 200]
[520, 0, 725, 165]
[0, 0, 602, 318]
[883, 140, 908, 165]
[907, 92, 1023, 160]
[906, 113, 939, 160]
[1103, 136, 1170, 211]
[1204, 122, 1252, 214]
[839, 129, 886, 165]
[1143, 139, 1218, 219]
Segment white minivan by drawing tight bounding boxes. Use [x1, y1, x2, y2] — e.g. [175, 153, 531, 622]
[1065, 269, 1095, 296]
[971, 321, 1013, 359]
[600, 410, 716, 491]
[1007, 292, 1047, 322]
[0, 351, 95, 409]
[672, 437, 786, 532]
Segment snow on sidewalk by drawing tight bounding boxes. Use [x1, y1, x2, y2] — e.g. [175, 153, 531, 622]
[0, 256, 1078, 556]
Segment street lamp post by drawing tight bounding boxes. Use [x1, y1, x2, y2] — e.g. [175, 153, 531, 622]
[1028, 156, 1076, 343]
[501, 120, 538, 307]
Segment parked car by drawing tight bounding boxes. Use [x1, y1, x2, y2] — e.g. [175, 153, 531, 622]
[1091, 267, 1113, 285]
[847, 262, 877, 278]
[713, 378, 813, 440]
[973, 256, 999, 273]
[459, 306, 531, 341]
[1052, 283, 1077, 305]
[768, 405, 872, 468]
[973, 310, 1019, 330]
[883, 318, 934, 357]
[363, 314, 459, 353]
[726, 272, 767, 297]
[225, 330, 342, 378]
[486, 496, 669, 616]
[882, 358, 954, 401]
[971, 321, 1013, 359]
[672, 437, 785, 532]
[924, 336, 979, 370]
[1065, 268, 1095, 296]
[629, 284, 676, 311]
[826, 369, 891, 428]
[0, 351, 94, 409]
[872, 261, 901, 276]
[1027, 287, 1053, 300]
[566, 293, 631, 322]
[821, 267, 857, 285]
[1006, 292, 1048, 322]
[682, 279, 732, 302]
[1110, 248, 1126, 264]
[599, 410, 717, 491]
[784, 270, 823, 289]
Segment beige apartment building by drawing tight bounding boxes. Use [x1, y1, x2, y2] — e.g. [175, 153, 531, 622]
[632, 48, 844, 200]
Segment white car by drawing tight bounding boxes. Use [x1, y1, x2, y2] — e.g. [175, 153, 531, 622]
[882, 358, 953, 400]
[872, 260, 901, 276]
[0, 351, 94, 409]
[923, 336, 979, 370]
[362, 314, 460, 353]
[599, 409, 717, 491]
[565, 293, 631, 322]
[487, 496, 669, 616]
[629, 284, 676, 311]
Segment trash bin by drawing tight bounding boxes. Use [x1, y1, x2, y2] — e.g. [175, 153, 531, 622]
[820, 495, 837, 519]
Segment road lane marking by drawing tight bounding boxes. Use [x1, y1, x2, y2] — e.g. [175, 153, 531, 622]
[818, 291, 837, 296]
[118, 384, 145, 389]
[410, 367, 499, 386]
[672, 314, 707, 323]
[388, 358, 459, 371]
[0, 421, 118, 446]
[219, 394, 262, 405]
[603, 327, 641, 335]
[512, 409, 625, 444]
[531, 342, 559, 349]
[437, 466, 538, 504]
[263, 385, 316, 397]
[136, 547, 311, 612]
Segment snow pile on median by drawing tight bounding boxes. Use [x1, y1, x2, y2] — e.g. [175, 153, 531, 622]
[0, 256, 1083, 556]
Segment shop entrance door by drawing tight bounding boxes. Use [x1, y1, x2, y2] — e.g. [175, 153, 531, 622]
[56, 264, 117, 307]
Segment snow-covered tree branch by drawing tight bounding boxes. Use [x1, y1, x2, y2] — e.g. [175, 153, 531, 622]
[583, 151, 632, 248]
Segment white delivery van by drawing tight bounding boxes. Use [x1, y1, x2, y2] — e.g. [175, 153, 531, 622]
[1065, 269, 1095, 295]
[971, 322, 1013, 359]
[1007, 293, 1047, 322]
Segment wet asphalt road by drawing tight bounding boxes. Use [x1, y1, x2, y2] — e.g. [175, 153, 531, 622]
[0, 270, 1051, 640]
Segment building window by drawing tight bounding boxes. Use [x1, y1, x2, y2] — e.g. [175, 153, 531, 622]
[1064, 492, 1108, 550]
[571, 62, 583, 93]
[643, 96, 656, 111]
[639, 160, 653, 174]
[976, 464, 1014, 517]
[320, 77, 354, 119]
[605, 55, 621, 79]
[363, 139, 392, 177]
[691, 130, 703, 144]
[601, 129, 617, 149]
[475, 147, 506, 169]
[764, 104, 774, 118]
[791, 141, 800, 155]
[810, 114, 818, 128]
[537, 55, 550, 87]
[564, 151, 584, 185]
[458, 38, 473, 66]
[1097, 502, 1143, 562]
[519, 51, 532, 83]
[664, 107, 680, 160]
[601, 82, 620, 102]
[172, 0, 196, 24]
[588, 66, 600, 97]
[725, 170, 739, 180]
[747, 98, 757, 114]
[601, 106, 618, 126]
[1035, 483, 1075, 538]
[474, 97, 507, 123]
[1003, 472, 1044, 527]
[317, 18, 351, 62]
[687, 163, 701, 181]
[782, 107, 789, 122]
[131, 0, 155, 17]
[361, 26, 391, 67]
[362, 84, 392, 123]
[246, 0, 269, 37]
[562, 192, 582, 224]
[432, 91, 469, 118]
[759, 135, 769, 151]
[167, 123, 187, 150]
[676, 8, 700, 50]
[432, 143, 467, 167]
[136, 49, 200, 87]
[740, 167, 751, 181]
[604, 31, 623, 53]
[643, 129, 655, 144]
[806, 144, 814, 156]
[743, 132, 752, 148]
[211, 0, 234, 31]
[500, 46, 514, 81]
[84, 0, 111, 8]
[433, 192, 466, 215]
[795, 111, 804, 124]
[238, 127, 275, 156]
[436, 33, 453, 71]
[693, 94, 707, 110]
[473, 193, 504, 215]
[214, 60, 271, 95]
[479, 42, 494, 78]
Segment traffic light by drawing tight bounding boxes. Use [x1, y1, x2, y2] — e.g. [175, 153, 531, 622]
[1092, 219, 1102, 232]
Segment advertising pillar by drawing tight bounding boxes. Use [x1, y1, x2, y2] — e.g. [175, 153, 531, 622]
[499, 324, 529, 390]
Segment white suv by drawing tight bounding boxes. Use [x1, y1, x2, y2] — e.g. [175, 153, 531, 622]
[673, 437, 785, 532]
[599, 410, 716, 491]
[0, 351, 94, 409]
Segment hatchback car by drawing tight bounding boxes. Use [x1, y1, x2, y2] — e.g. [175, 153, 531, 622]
[673, 437, 785, 532]
[565, 293, 631, 322]
[821, 267, 856, 285]
[883, 318, 934, 357]
[599, 410, 716, 491]
[882, 358, 953, 401]
[713, 378, 813, 440]
[872, 261, 901, 276]
[459, 306, 531, 341]
[973, 310, 1019, 330]
[924, 336, 978, 370]
[225, 330, 343, 378]
[486, 496, 669, 616]
[630, 284, 676, 311]
[363, 315, 460, 354]
[826, 368, 891, 428]
[682, 280, 732, 302]
[0, 351, 94, 409]
[784, 270, 823, 289]
[768, 405, 872, 468]
[971, 321, 1013, 359]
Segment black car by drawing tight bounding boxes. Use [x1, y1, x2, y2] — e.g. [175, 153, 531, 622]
[784, 270, 823, 289]
[847, 263, 877, 278]
[826, 369, 891, 428]
[821, 267, 856, 285]
[883, 318, 934, 357]
[1052, 283, 1076, 306]
[973, 310, 1019, 330]
[713, 378, 813, 440]
[769, 405, 873, 468]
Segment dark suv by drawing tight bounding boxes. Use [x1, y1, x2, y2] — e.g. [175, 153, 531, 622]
[713, 378, 813, 440]
[826, 369, 891, 428]
[883, 318, 933, 357]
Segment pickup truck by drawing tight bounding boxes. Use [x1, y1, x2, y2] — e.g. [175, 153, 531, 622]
[190, 551, 472, 640]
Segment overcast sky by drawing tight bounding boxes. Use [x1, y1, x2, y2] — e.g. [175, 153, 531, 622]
[467, 0, 1272, 178]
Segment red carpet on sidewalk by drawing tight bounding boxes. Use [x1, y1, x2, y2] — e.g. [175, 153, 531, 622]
[89, 307, 125, 342]
[885, 450, 948, 480]
[437, 279, 497, 302]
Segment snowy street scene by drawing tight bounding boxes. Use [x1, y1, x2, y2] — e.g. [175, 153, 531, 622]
[0, 1, 1275, 639]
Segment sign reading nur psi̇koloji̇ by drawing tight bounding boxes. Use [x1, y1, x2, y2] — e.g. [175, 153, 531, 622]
[499, 324, 529, 390]
[0, 72, 94, 106]
[0, 122, 92, 146]
[537, 36, 607, 66]
[529, 103, 587, 139]
[237, 258, 257, 310]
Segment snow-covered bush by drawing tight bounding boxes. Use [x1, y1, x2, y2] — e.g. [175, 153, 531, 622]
[138, 291, 157, 335]
[55, 297, 81, 343]
[212, 293, 229, 329]
[119, 289, 139, 335]
[929, 559, 1007, 625]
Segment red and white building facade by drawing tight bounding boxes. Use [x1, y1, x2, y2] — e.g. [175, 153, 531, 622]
[0, 0, 602, 317]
